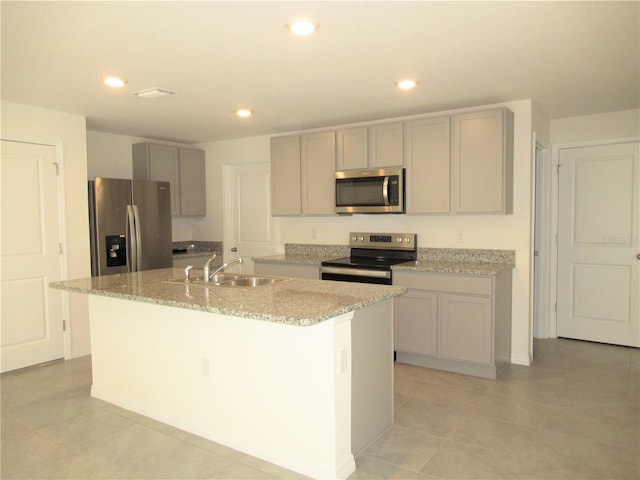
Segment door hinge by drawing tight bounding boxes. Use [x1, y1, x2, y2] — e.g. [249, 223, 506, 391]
[59, 242, 63, 254]
[53, 162, 60, 176]
[63, 320, 66, 331]
[554, 303, 557, 312]
[557, 163, 562, 174]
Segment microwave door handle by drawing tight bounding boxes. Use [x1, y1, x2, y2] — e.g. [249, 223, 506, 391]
[382, 176, 390, 206]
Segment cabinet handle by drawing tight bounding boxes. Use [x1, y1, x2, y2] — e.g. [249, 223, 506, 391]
[231, 247, 238, 252]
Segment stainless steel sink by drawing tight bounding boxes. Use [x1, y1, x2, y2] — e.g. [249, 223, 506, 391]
[222, 277, 283, 287]
[164, 273, 290, 287]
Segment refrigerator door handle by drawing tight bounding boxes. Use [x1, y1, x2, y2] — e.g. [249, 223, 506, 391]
[132, 205, 143, 272]
[127, 205, 137, 272]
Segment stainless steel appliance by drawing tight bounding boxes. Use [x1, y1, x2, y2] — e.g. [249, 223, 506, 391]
[89, 177, 172, 276]
[321, 232, 417, 285]
[335, 167, 405, 214]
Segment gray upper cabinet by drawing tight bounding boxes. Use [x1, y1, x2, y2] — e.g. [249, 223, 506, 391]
[271, 133, 335, 216]
[271, 136, 302, 216]
[301, 131, 336, 215]
[451, 108, 514, 214]
[369, 122, 404, 168]
[178, 148, 206, 216]
[404, 116, 451, 214]
[270, 105, 514, 217]
[336, 122, 403, 171]
[336, 127, 368, 170]
[132, 143, 206, 216]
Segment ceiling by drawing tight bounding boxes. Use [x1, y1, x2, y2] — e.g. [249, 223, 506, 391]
[2, 1, 638, 144]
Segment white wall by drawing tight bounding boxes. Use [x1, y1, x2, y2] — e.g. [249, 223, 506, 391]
[550, 109, 639, 144]
[1, 100, 91, 358]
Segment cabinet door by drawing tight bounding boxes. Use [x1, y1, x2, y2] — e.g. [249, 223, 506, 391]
[440, 294, 492, 364]
[301, 131, 336, 215]
[179, 148, 206, 216]
[133, 144, 180, 216]
[369, 122, 403, 168]
[336, 127, 368, 171]
[270, 136, 301, 216]
[394, 290, 438, 356]
[451, 108, 514, 214]
[405, 116, 451, 214]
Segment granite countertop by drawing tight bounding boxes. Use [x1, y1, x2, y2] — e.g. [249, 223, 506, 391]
[50, 268, 406, 327]
[392, 260, 512, 276]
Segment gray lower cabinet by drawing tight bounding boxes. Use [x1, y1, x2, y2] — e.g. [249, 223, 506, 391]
[253, 261, 320, 279]
[393, 269, 512, 379]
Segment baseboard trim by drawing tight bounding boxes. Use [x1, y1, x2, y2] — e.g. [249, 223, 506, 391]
[511, 353, 531, 366]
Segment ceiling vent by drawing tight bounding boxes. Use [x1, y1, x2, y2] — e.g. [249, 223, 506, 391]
[133, 88, 176, 98]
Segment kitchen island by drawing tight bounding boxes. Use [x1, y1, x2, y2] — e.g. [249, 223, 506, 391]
[51, 268, 406, 480]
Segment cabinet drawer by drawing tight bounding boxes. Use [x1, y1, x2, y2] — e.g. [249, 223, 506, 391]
[394, 271, 492, 295]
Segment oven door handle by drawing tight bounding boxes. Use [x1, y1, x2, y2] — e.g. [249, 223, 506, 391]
[321, 266, 391, 279]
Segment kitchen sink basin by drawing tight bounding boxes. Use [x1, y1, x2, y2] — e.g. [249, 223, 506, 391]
[222, 277, 283, 287]
[164, 273, 290, 287]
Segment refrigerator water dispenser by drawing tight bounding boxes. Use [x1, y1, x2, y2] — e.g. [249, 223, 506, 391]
[106, 235, 127, 267]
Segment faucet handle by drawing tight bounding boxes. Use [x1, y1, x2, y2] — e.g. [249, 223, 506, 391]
[184, 265, 193, 281]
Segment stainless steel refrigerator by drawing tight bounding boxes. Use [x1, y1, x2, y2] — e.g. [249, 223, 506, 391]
[89, 177, 172, 276]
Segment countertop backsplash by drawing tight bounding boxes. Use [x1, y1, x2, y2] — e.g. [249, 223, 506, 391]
[172, 240, 222, 255]
[417, 248, 515, 265]
[284, 243, 350, 258]
[283, 243, 514, 266]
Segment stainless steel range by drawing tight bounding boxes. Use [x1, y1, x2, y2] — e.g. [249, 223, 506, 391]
[320, 232, 417, 285]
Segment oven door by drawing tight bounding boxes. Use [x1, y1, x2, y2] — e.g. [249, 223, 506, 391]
[320, 265, 392, 285]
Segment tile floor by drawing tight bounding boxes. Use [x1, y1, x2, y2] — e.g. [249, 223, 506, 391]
[1, 338, 638, 479]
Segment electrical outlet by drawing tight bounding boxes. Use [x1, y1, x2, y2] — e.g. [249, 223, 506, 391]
[456, 230, 464, 243]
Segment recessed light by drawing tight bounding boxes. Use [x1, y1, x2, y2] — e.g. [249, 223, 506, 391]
[396, 79, 418, 90]
[236, 109, 252, 118]
[287, 19, 319, 36]
[104, 76, 127, 88]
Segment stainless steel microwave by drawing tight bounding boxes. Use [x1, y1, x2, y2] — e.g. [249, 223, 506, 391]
[335, 167, 405, 214]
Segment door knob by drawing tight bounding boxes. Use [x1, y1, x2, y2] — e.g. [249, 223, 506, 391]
[637, 253, 640, 260]
[231, 247, 238, 252]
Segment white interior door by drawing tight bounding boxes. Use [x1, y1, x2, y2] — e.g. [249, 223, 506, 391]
[224, 162, 279, 274]
[1, 140, 65, 372]
[557, 141, 639, 347]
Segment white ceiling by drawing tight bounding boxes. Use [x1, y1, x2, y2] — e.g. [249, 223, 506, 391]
[2, 1, 638, 144]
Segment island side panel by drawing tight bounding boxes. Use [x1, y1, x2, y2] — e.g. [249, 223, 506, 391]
[87, 295, 356, 480]
[351, 298, 394, 454]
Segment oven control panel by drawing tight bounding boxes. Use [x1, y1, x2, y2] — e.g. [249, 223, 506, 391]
[349, 232, 416, 250]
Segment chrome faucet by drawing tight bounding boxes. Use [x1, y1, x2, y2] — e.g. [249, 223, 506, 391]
[202, 253, 218, 282]
[209, 257, 243, 280]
